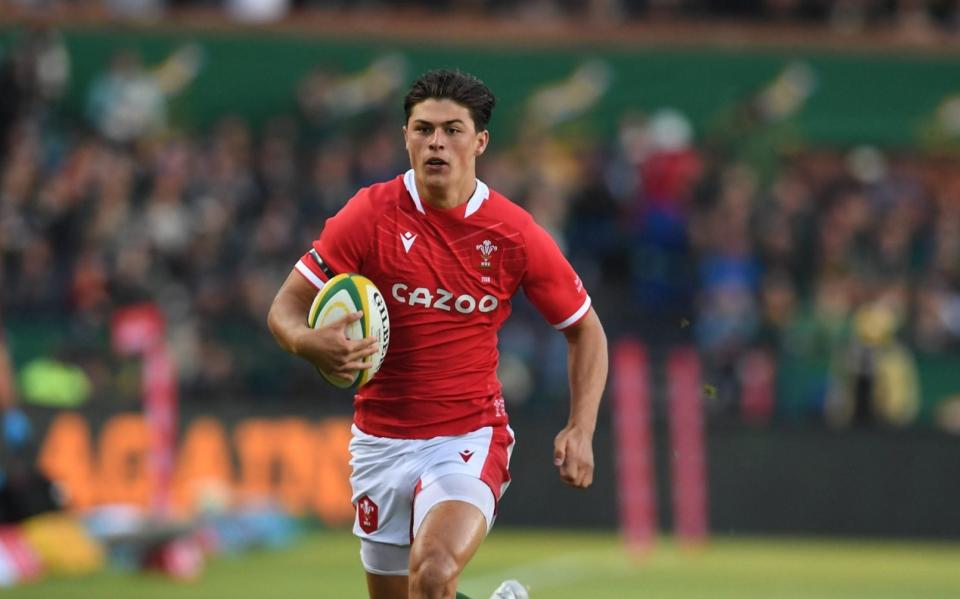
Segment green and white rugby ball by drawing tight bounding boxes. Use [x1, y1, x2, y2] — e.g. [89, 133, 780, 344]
[307, 273, 390, 389]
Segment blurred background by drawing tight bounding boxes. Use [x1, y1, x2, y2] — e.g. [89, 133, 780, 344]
[2, 0, 960, 596]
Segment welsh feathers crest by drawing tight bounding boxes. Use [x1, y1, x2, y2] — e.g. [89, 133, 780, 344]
[476, 239, 499, 268]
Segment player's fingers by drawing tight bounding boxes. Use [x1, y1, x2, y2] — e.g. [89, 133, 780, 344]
[328, 311, 364, 330]
[330, 363, 363, 379]
[553, 436, 567, 467]
[345, 343, 379, 362]
[348, 336, 379, 351]
[577, 466, 594, 489]
[561, 460, 580, 485]
[331, 349, 369, 370]
[342, 358, 374, 371]
[327, 370, 356, 384]
[562, 451, 592, 487]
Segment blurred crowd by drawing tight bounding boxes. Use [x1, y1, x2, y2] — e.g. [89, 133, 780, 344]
[5, 0, 960, 37]
[1, 23, 959, 430]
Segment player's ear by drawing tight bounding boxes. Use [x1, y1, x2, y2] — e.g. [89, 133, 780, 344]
[475, 130, 489, 157]
[402, 125, 409, 151]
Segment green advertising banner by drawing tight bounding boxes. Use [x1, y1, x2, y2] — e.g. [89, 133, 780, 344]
[4, 25, 960, 147]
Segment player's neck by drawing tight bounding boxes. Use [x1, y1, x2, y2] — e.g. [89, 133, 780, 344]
[416, 172, 477, 211]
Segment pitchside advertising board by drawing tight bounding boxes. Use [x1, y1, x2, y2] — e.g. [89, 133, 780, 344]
[14, 407, 357, 524]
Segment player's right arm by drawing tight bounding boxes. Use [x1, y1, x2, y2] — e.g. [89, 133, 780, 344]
[267, 269, 377, 381]
[268, 189, 379, 380]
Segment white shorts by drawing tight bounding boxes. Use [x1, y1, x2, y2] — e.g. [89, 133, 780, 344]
[348, 423, 515, 547]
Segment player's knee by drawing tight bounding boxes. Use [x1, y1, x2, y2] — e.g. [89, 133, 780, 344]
[409, 549, 459, 595]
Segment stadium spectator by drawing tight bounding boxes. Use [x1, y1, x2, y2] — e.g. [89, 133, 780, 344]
[104, 0, 167, 21]
[226, 0, 290, 23]
[826, 298, 921, 428]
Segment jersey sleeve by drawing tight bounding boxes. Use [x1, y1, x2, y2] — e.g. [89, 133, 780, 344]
[520, 220, 591, 330]
[295, 190, 374, 289]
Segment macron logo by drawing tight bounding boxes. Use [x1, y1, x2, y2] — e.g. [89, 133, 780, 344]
[401, 231, 418, 253]
[459, 450, 474, 463]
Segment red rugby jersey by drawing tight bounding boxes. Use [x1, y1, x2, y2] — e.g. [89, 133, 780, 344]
[296, 170, 590, 438]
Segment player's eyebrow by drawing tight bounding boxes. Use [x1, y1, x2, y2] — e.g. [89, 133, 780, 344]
[412, 119, 467, 127]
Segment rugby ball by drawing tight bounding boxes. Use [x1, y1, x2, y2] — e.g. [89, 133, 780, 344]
[307, 273, 390, 389]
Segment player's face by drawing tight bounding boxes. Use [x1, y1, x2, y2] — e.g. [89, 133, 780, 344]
[403, 99, 489, 195]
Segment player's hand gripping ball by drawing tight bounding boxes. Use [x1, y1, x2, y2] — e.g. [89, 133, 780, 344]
[307, 273, 390, 388]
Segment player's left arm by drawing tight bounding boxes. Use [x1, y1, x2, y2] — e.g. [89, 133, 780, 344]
[518, 216, 609, 489]
[554, 307, 607, 489]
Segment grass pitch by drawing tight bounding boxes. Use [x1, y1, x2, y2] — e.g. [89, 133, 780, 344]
[6, 528, 960, 598]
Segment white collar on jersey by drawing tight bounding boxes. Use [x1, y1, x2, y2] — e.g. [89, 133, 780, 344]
[403, 169, 490, 219]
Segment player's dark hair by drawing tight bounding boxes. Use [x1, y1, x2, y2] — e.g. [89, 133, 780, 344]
[404, 69, 496, 132]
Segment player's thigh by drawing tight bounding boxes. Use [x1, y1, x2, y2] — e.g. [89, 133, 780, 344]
[410, 473, 495, 573]
[412, 472, 496, 538]
[410, 498, 488, 576]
